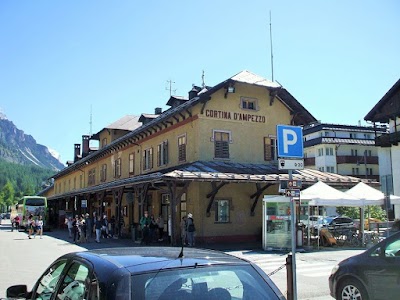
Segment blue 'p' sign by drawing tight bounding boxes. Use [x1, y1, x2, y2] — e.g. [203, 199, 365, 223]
[276, 125, 303, 158]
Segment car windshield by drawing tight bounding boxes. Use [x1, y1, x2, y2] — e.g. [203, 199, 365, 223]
[131, 264, 280, 300]
[318, 217, 333, 225]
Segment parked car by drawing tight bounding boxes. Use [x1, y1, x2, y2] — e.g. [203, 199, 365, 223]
[313, 216, 355, 234]
[329, 231, 400, 300]
[6, 247, 285, 300]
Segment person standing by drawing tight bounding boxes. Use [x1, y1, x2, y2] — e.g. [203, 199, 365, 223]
[110, 215, 116, 238]
[157, 214, 164, 241]
[66, 217, 73, 238]
[94, 215, 102, 243]
[180, 216, 187, 245]
[149, 214, 157, 242]
[13, 215, 20, 232]
[85, 213, 92, 242]
[186, 213, 196, 247]
[36, 215, 44, 239]
[140, 211, 151, 245]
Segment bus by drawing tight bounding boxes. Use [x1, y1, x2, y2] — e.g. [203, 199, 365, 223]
[16, 196, 48, 230]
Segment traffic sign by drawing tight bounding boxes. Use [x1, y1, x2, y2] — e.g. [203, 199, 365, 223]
[285, 189, 300, 198]
[278, 159, 304, 170]
[276, 125, 304, 158]
[287, 180, 302, 188]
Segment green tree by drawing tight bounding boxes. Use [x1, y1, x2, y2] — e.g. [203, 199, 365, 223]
[336, 205, 387, 221]
[2, 180, 15, 210]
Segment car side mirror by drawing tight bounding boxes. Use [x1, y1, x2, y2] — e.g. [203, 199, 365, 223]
[6, 284, 28, 298]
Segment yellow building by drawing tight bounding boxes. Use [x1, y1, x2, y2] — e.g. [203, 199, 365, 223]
[43, 70, 363, 245]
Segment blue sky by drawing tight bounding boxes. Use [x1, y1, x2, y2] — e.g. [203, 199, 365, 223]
[0, 1, 399, 165]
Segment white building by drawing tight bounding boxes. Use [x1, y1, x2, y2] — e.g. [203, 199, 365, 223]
[365, 78, 400, 219]
[303, 122, 386, 182]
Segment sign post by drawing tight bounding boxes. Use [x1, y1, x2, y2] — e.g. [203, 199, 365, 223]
[277, 125, 304, 300]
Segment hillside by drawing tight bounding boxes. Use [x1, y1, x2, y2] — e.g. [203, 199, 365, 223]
[0, 112, 65, 171]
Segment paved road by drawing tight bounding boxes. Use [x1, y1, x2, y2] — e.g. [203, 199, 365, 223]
[0, 220, 364, 299]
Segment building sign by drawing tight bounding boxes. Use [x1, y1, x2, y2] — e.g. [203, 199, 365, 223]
[205, 109, 266, 123]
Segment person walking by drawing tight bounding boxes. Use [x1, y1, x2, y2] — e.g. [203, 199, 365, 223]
[72, 215, 80, 243]
[110, 215, 116, 238]
[186, 213, 196, 247]
[36, 215, 44, 239]
[13, 215, 20, 232]
[140, 211, 151, 245]
[28, 214, 35, 239]
[94, 215, 102, 243]
[149, 214, 157, 242]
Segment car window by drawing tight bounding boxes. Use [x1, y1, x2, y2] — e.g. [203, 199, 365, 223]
[33, 259, 67, 300]
[132, 264, 281, 300]
[384, 239, 400, 257]
[56, 262, 90, 300]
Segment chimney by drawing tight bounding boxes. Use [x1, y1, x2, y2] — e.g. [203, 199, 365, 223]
[74, 144, 81, 162]
[82, 135, 90, 157]
[188, 85, 199, 99]
[155, 107, 162, 115]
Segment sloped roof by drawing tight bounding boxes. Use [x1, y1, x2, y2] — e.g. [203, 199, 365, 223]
[230, 70, 281, 88]
[105, 115, 142, 131]
[365, 78, 400, 123]
[48, 161, 372, 201]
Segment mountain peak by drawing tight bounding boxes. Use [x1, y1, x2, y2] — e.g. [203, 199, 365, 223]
[0, 117, 65, 171]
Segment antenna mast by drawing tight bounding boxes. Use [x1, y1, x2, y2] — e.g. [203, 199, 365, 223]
[269, 10, 274, 82]
[202, 70, 206, 88]
[166, 79, 176, 96]
[89, 105, 93, 136]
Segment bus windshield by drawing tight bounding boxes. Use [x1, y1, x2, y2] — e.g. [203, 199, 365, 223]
[25, 198, 46, 206]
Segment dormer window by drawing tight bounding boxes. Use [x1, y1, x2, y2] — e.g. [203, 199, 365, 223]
[240, 97, 258, 111]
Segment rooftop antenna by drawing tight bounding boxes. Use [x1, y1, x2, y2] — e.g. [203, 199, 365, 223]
[201, 70, 206, 88]
[89, 105, 93, 136]
[166, 79, 176, 96]
[269, 10, 274, 82]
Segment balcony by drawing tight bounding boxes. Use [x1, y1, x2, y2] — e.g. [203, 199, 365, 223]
[336, 155, 378, 164]
[375, 131, 400, 147]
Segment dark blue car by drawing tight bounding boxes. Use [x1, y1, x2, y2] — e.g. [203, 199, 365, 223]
[329, 231, 400, 300]
[7, 247, 285, 299]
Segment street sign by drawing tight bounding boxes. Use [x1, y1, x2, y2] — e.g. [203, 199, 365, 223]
[278, 158, 304, 170]
[285, 189, 300, 198]
[287, 180, 302, 188]
[277, 125, 304, 158]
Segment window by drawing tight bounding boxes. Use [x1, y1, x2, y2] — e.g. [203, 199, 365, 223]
[350, 133, 356, 138]
[366, 168, 373, 176]
[79, 174, 83, 189]
[114, 158, 121, 178]
[327, 166, 335, 173]
[88, 169, 96, 185]
[56, 262, 90, 300]
[318, 167, 325, 172]
[100, 164, 107, 182]
[143, 147, 154, 170]
[215, 199, 230, 222]
[178, 134, 186, 162]
[364, 133, 371, 139]
[129, 153, 135, 175]
[367, 150, 372, 156]
[351, 149, 358, 156]
[157, 140, 169, 166]
[352, 168, 359, 175]
[240, 97, 258, 111]
[325, 147, 333, 156]
[102, 138, 107, 148]
[34, 260, 67, 298]
[73, 177, 76, 190]
[213, 130, 231, 159]
[264, 137, 276, 161]
[318, 148, 323, 156]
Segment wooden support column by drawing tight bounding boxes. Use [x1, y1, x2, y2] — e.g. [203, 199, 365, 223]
[96, 190, 106, 215]
[166, 181, 190, 246]
[250, 183, 273, 216]
[112, 187, 125, 237]
[206, 182, 227, 217]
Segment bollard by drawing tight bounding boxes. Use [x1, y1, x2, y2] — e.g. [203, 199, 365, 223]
[286, 254, 293, 300]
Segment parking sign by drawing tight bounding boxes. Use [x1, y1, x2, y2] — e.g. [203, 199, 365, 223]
[277, 125, 304, 158]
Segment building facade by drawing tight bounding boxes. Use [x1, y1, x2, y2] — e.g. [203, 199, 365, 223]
[42, 70, 366, 245]
[303, 123, 387, 182]
[365, 78, 400, 219]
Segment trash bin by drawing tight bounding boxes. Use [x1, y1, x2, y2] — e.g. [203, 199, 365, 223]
[296, 223, 304, 247]
[131, 225, 136, 241]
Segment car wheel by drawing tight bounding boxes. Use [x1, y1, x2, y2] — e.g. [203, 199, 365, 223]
[337, 278, 368, 300]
